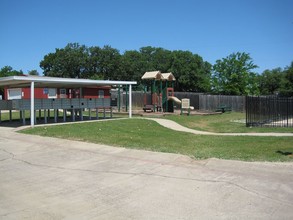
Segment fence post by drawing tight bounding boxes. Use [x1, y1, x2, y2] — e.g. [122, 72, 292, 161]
[287, 97, 289, 127]
[118, 85, 121, 112]
[245, 96, 248, 127]
[125, 85, 128, 112]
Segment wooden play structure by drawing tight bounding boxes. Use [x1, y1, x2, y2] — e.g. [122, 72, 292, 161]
[141, 71, 182, 113]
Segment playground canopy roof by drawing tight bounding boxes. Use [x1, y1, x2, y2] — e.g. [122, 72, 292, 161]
[0, 75, 137, 88]
[161, 73, 176, 81]
[141, 71, 162, 80]
[141, 71, 175, 81]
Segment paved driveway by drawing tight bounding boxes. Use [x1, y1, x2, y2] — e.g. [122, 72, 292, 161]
[0, 126, 293, 219]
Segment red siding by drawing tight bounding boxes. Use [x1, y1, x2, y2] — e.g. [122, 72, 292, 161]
[83, 87, 110, 98]
[22, 88, 48, 99]
[4, 87, 111, 100]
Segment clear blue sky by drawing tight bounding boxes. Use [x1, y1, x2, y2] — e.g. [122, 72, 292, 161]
[0, 0, 292, 75]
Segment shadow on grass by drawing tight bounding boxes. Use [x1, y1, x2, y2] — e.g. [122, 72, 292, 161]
[0, 116, 118, 128]
[276, 150, 293, 156]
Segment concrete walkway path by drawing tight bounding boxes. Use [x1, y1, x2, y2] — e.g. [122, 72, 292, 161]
[0, 126, 293, 219]
[145, 118, 293, 136]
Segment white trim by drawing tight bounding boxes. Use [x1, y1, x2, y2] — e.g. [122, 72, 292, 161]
[0, 76, 137, 87]
[7, 88, 22, 100]
[98, 90, 104, 98]
[48, 88, 57, 98]
[59, 88, 67, 98]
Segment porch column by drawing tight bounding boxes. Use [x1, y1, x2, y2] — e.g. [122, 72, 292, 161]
[129, 84, 132, 118]
[30, 81, 35, 127]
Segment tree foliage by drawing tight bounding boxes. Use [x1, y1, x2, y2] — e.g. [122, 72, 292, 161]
[2, 43, 292, 96]
[279, 62, 293, 97]
[0, 66, 23, 95]
[257, 62, 293, 97]
[39, 44, 212, 92]
[28, 69, 39, 76]
[0, 66, 23, 77]
[211, 52, 259, 95]
[40, 43, 88, 78]
[169, 50, 211, 92]
[258, 68, 284, 95]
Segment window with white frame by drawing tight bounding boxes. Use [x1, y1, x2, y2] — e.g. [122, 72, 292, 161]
[60, 88, 67, 98]
[48, 88, 57, 98]
[98, 90, 104, 98]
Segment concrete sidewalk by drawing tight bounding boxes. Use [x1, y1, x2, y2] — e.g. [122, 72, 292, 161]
[146, 118, 293, 136]
[1, 126, 293, 219]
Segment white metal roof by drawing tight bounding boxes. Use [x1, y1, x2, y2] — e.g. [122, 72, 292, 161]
[141, 71, 162, 80]
[0, 75, 137, 88]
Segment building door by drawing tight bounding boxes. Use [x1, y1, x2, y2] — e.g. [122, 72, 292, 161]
[8, 88, 22, 100]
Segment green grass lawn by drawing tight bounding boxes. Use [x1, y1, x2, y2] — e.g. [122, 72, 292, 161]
[20, 118, 293, 162]
[164, 112, 293, 133]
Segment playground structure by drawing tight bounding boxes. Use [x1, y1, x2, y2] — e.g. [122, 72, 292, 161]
[141, 71, 191, 113]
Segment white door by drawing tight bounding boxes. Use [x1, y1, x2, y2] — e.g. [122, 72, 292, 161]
[8, 88, 22, 100]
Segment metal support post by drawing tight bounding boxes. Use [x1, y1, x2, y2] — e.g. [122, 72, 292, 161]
[44, 109, 47, 124]
[63, 109, 66, 122]
[22, 110, 26, 125]
[129, 84, 132, 118]
[30, 81, 35, 127]
[125, 85, 128, 112]
[80, 109, 83, 121]
[54, 109, 57, 123]
[39, 110, 41, 122]
[72, 109, 75, 121]
[9, 110, 12, 122]
[118, 85, 121, 112]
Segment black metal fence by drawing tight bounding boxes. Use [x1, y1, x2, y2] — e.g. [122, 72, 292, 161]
[246, 96, 293, 127]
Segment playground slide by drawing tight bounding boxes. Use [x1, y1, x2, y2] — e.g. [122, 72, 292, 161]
[168, 96, 181, 104]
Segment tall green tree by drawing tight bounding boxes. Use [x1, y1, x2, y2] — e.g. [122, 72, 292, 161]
[0, 66, 23, 77]
[138, 46, 173, 73]
[40, 43, 88, 78]
[39, 43, 212, 92]
[97, 45, 121, 80]
[280, 61, 293, 97]
[28, 69, 39, 76]
[121, 47, 174, 84]
[87, 45, 122, 80]
[258, 68, 284, 95]
[120, 50, 145, 83]
[0, 66, 23, 96]
[170, 50, 211, 92]
[211, 52, 259, 95]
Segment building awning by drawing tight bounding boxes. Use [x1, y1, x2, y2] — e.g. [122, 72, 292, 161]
[0, 75, 137, 127]
[0, 75, 137, 88]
